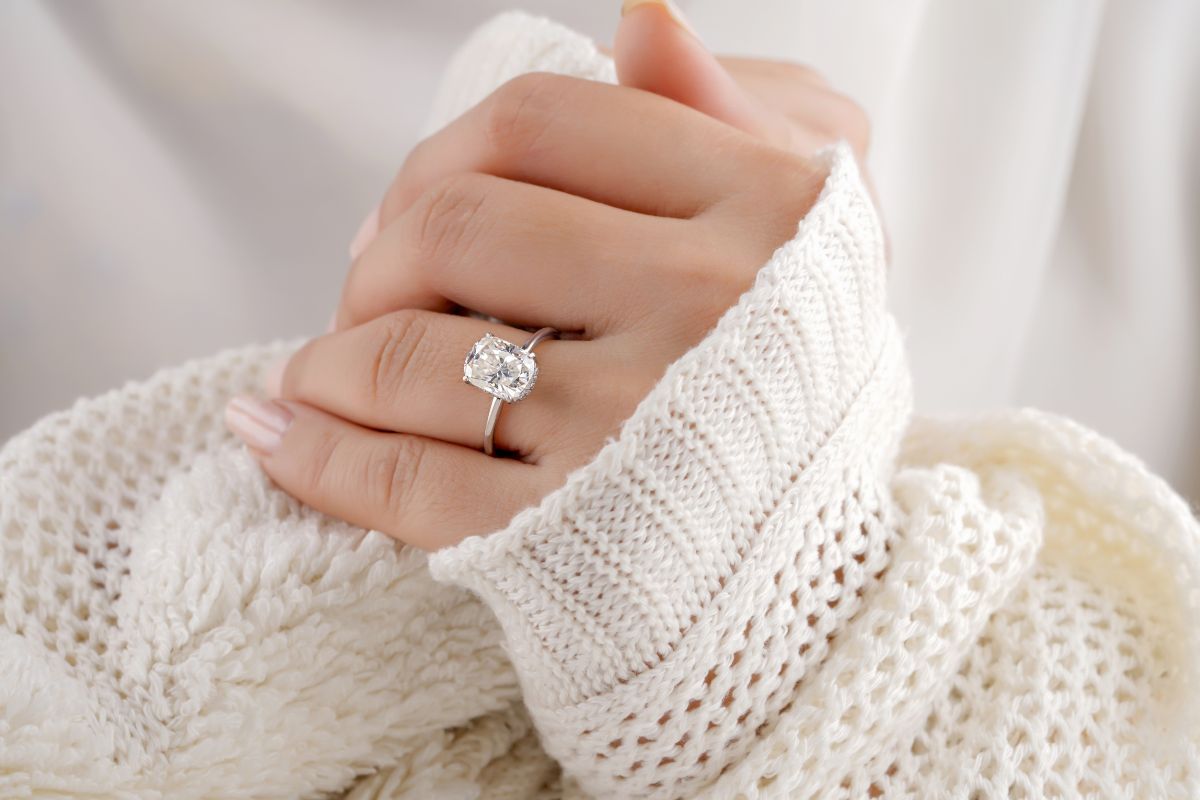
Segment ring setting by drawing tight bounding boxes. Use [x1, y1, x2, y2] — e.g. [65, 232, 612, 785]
[462, 332, 540, 402]
[463, 327, 559, 455]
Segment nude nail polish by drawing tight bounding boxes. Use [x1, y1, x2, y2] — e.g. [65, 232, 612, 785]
[225, 395, 292, 454]
[620, 0, 701, 39]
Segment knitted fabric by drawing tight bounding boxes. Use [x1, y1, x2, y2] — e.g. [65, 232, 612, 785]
[1, 11, 1197, 800]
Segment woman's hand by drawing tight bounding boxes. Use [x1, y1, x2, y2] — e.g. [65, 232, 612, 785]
[224, 2, 871, 551]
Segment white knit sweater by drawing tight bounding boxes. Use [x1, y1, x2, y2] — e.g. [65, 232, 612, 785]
[2, 12, 1197, 800]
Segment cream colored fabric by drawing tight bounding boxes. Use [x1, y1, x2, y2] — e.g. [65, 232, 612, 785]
[3, 1, 1197, 505]
[1, 12, 1197, 800]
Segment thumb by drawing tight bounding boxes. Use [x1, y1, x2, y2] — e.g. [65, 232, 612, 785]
[615, 0, 790, 146]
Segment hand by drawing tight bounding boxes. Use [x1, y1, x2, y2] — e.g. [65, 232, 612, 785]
[224, 2, 872, 551]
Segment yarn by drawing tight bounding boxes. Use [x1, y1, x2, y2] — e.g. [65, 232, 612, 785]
[1, 11, 1195, 800]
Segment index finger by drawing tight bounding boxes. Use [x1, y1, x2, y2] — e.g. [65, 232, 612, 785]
[376, 71, 764, 228]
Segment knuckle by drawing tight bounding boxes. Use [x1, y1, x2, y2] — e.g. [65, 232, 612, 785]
[368, 310, 430, 405]
[690, 256, 744, 303]
[664, 236, 754, 315]
[764, 136, 826, 190]
[366, 435, 427, 523]
[303, 426, 346, 498]
[696, 261, 755, 313]
[769, 154, 825, 234]
[484, 71, 565, 160]
[409, 174, 490, 268]
[721, 146, 825, 259]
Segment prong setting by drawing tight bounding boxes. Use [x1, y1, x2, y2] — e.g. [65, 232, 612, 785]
[463, 333, 539, 403]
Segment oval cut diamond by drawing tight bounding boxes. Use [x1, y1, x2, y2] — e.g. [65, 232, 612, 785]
[463, 333, 538, 403]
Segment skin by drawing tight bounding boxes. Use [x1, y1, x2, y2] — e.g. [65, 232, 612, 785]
[225, 3, 872, 551]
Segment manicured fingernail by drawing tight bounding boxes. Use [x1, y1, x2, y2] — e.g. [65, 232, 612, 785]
[621, 0, 700, 39]
[225, 395, 292, 454]
[263, 358, 287, 398]
[348, 205, 380, 260]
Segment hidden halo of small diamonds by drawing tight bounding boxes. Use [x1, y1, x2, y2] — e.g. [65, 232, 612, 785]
[462, 333, 539, 403]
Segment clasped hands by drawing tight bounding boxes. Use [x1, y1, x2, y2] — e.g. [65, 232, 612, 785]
[225, 3, 872, 550]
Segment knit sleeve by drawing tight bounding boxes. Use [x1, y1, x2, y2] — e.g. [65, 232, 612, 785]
[427, 141, 911, 797]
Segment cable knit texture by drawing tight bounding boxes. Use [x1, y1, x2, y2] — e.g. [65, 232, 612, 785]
[1, 11, 1197, 800]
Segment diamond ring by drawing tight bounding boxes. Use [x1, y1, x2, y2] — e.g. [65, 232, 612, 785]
[462, 326, 560, 456]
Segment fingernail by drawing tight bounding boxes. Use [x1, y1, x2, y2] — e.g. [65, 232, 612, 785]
[348, 205, 380, 260]
[621, 0, 700, 40]
[263, 357, 287, 398]
[325, 311, 337, 334]
[225, 395, 292, 454]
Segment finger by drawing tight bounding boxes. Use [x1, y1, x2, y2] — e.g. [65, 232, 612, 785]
[274, 309, 606, 458]
[716, 54, 877, 223]
[337, 173, 704, 335]
[224, 395, 546, 550]
[717, 56, 831, 92]
[717, 55, 878, 222]
[605, 41, 837, 92]
[614, 1, 799, 151]
[384, 72, 756, 225]
[614, 1, 875, 230]
[721, 63, 871, 159]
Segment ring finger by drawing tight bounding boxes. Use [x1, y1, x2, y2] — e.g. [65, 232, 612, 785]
[335, 173, 710, 335]
[226, 398, 549, 550]
[273, 309, 619, 459]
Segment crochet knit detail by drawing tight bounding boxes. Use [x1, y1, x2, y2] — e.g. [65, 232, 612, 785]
[0, 11, 1196, 800]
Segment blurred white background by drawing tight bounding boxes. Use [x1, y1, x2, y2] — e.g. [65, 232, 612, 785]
[1, 0, 1197, 502]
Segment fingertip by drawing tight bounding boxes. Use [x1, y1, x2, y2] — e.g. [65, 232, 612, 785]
[615, 0, 761, 134]
[348, 205, 380, 260]
[620, 0, 701, 41]
[225, 394, 293, 455]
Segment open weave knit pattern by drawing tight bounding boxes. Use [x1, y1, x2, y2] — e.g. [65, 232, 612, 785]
[2, 11, 1198, 800]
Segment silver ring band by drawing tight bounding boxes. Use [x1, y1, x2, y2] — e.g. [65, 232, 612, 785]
[461, 326, 560, 456]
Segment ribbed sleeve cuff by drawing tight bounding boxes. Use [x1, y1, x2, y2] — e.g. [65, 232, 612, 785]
[426, 144, 908, 710]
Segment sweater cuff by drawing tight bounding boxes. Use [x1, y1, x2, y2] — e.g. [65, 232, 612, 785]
[427, 144, 908, 709]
